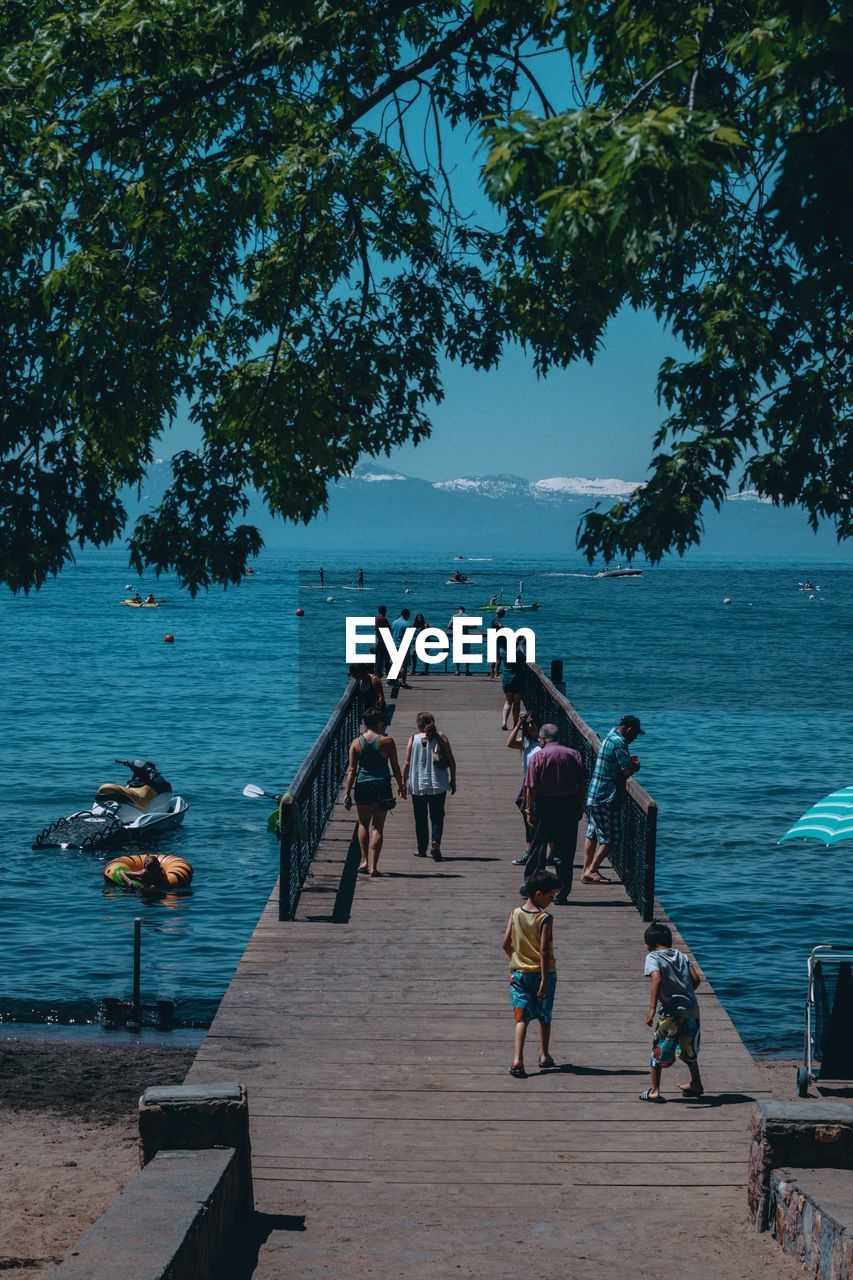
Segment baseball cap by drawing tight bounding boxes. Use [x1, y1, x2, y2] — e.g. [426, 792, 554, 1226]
[620, 714, 645, 735]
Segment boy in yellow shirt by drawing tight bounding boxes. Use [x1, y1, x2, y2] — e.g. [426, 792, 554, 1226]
[501, 871, 560, 1078]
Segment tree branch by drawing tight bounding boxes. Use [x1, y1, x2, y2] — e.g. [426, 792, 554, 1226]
[502, 45, 556, 117]
[79, 2, 461, 159]
[608, 58, 687, 125]
[340, 14, 480, 129]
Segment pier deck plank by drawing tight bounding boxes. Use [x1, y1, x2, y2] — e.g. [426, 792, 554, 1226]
[187, 675, 796, 1278]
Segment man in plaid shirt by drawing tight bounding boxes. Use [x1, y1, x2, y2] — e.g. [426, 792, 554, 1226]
[582, 715, 644, 884]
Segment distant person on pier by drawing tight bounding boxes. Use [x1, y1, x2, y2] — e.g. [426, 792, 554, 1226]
[502, 870, 561, 1077]
[403, 711, 456, 862]
[374, 604, 392, 677]
[583, 715, 644, 885]
[499, 630, 527, 729]
[641, 920, 703, 1103]
[506, 712, 541, 867]
[390, 607, 413, 688]
[409, 614, 428, 675]
[489, 608, 506, 681]
[523, 725, 586, 903]
[447, 606, 470, 676]
[349, 663, 386, 717]
[343, 709, 405, 877]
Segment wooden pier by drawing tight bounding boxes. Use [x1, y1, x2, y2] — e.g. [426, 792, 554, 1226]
[186, 674, 794, 1278]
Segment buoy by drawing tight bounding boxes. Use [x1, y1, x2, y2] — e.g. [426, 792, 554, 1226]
[125, 584, 132, 590]
[164, 633, 175, 643]
[404, 588, 412, 594]
[295, 608, 304, 617]
[722, 597, 731, 605]
[326, 596, 334, 603]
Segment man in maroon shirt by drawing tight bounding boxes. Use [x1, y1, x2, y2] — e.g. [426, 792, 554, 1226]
[523, 724, 586, 903]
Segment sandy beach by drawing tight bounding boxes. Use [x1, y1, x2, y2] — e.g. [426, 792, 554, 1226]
[0, 1037, 197, 1276]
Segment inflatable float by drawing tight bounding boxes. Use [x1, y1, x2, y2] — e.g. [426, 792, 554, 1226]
[103, 853, 193, 888]
[121, 599, 160, 608]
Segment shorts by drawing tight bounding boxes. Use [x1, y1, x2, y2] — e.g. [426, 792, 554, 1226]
[502, 674, 524, 695]
[510, 970, 557, 1024]
[354, 778, 396, 810]
[651, 1012, 701, 1068]
[586, 802, 624, 845]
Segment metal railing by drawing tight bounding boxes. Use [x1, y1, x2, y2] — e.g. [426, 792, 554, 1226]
[522, 663, 658, 920]
[278, 680, 362, 920]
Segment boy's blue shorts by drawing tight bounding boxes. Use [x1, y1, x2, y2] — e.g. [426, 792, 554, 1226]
[510, 971, 557, 1024]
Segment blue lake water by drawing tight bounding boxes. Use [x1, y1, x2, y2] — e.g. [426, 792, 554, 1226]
[1, 549, 851, 1054]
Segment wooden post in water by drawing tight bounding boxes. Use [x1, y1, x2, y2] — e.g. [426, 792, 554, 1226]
[128, 917, 142, 1029]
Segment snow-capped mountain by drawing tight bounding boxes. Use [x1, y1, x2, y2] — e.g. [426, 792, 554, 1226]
[432, 474, 532, 499]
[431, 472, 642, 500]
[532, 476, 642, 498]
[128, 458, 851, 560]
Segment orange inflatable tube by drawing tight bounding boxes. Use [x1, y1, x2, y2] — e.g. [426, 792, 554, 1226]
[103, 853, 193, 888]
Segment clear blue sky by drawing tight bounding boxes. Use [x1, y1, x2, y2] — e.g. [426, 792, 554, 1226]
[387, 306, 677, 482]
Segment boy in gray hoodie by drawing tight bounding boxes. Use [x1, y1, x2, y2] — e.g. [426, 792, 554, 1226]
[640, 920, 703, 1102]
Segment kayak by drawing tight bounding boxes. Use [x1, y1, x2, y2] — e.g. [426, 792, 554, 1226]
[445, 579, 476, 586]
[481, 603, 539, 612]
[122, 599, 160, 608]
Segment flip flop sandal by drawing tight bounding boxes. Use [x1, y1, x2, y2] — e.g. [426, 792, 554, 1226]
[639, 1090, 665, 1103]
[508, 1065, 527, 1079]
[538, 1056, 557, 1069]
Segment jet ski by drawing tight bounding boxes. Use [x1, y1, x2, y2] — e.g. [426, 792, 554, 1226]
[33, 759, 189, 851]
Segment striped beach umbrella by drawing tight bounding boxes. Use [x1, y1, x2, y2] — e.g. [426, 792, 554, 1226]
[779, 787, 853, 847]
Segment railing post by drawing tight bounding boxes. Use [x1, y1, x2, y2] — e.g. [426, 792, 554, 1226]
[279, 798, 294, 922]
[643, 803, 658, 922]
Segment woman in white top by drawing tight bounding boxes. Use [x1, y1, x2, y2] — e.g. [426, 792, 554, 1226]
[507, 711, 541, 866]
[403, 712, 457, 862]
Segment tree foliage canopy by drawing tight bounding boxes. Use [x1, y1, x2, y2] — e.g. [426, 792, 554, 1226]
[1, 0, 849, 590]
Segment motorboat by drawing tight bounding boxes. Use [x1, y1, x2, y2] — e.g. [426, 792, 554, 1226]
[33, 759, 189, 851]
[595, 567, 642, 579]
